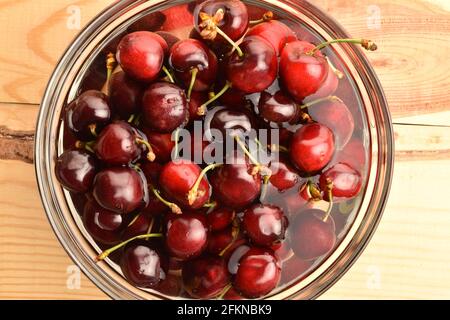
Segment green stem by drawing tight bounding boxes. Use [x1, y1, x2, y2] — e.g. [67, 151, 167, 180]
[300, 95, 342, 109]
[203, 201, 218, 209]
[326, 57, 344, 79]
[215, 27, 243, 57]
[150, 185, 182, 214]
[162, 66, 175, 83]
[323, 179, 334, 222]
[96, 233, 163, 261]
[75, 140, 95, 154]
[309, 38, 378, 55]
[187, 163, 223, 205]
[216, 283, 233, 300]
[197, 81, 232, 116]
[136, 138, 156, 162]
[260, 175, 271, 202]
[187, 68, 198, 100]
[104, 53, 116, 96]
[249, 11, 274, 25]
[88, 124, 98, 138]
[127, 114, 136, 124]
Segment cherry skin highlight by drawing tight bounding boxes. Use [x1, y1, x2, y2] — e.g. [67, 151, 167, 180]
[142, 82, 189, 133]
[65, 90, 111, 140]
[242, 204, 288, 246]
[120, 241, 166, 288]
[182, 255, 230, 299]
[93, 167, 148, 214]
[116, 31, 165, 82]
[233, 247, 281, 298]
[226, 36, 278, 94]
[290, 123, 335, 173]
[169, 39, 218, 91]
[319, 163, 362, 201]
[159, 160, 210, 209]
[55, 149, 98, 193]
[280, 40, 328, 102]
[165, 213, 209, 260]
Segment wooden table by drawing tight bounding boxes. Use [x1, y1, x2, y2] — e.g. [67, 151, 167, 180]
[0, 0, 449, 300]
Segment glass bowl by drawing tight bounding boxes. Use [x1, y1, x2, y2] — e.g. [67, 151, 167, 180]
[35, 0, 394, 300]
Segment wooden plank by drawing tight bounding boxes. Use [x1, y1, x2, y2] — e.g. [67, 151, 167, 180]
[0, 0, 449, 125]
[0, 123, 449, 299]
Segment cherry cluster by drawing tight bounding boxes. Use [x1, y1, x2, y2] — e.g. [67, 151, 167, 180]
[55, 0, 375, 299]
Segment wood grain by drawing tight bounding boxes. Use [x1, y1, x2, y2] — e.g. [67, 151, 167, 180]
[0, 0, 449, 124]
[0, 124, 448, 300]
[0, 0, 449, 300]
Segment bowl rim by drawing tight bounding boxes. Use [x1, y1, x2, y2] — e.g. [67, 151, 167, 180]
[35, 0, 394, 300]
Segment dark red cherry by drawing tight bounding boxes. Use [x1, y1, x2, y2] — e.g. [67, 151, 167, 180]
[205, 107, 254, 141]
[280, 40, 328, 102]
[169, 39, 218, 92]
[159, 160, 210, 209]
[242, 204, 288, 246]
[121, 212, 156, 241]
[247, 20, 296, 56]
[308, 64, 339, 100]
[165, 213, 208, 260]
[55, 149, 97, 193]
[93, 167, 148, 214]
[207, 207, 235, 231]
[336, 139, 366, 172]
[94, 121, 146, 165]
[226, 36, 278, 94]
[156, 273, 183, 297]
[269, 157, 299, 191]
[233, 247, 281, 298]
[258, 90, 301, 126]
[155, 31, 180, 52]
[142, 129, 175, 163]
[142, 82, 189, 133]
[280, 257, 312, 284]
[290, 209, 336, 260]
[207, 226, 235, 255]
[194, 0, 249, 42]
[108, 71, 144, 119]
[120, 241, 166, 288]
[83, 200, 126, 245]
[290, 123, 335, 173]
[182, 255, 230, 299]
[307, 99, 354, 149]
[65, 90, 111, 140]
[219, 86, 247, 108]
[319, 163, 362, 201]
[127, 12, 167, 34]
[210, 153, 261, 209]
[116, 31, 164, 82]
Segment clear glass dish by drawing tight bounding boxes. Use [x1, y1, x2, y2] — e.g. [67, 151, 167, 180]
[35, 0, 394, 300]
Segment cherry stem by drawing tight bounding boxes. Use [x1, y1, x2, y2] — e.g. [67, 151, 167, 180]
[146, 217, 155, 235]
[323, 179, 334, 222]
[187, 68, 198, 100]
[300, 95, 342, 109]
[187, 163, 223, 205]
[203, 200, 217, 209]
[127, 212, 142, 228]
[260, 175, 271, 201]
[128, 114, 135, 123]
[309, 38, 378, 55]
[216, 27, 244, 57]
[217, 283, 233, 300]
[136, 138, 156, 162]
[326, 57, 344, 79]
[307, 180, 322, 201]
[249, 11, 274, 25]
[162, 66, 175, 83]
[150, 185, 182, 214]
[235, 136, 272, 178]
[197, 81, 232, 116]
[96, 233, 163, 261]
[75, 140, 95, 153]
[104, 53, 116, 96]
[88, 124, 98, 137]
[219, 220, 240, 257]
